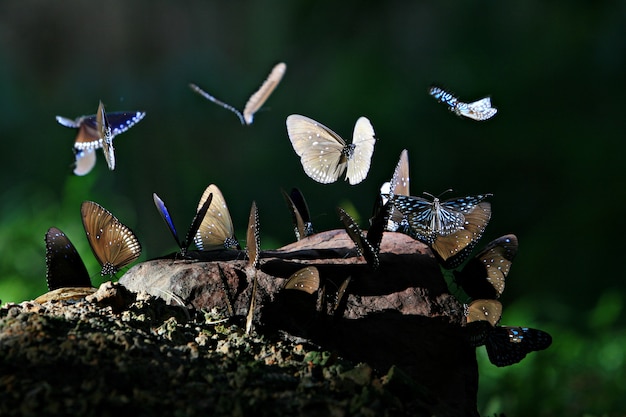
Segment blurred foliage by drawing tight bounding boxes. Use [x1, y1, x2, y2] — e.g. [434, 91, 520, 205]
[0, 1, 625, 415]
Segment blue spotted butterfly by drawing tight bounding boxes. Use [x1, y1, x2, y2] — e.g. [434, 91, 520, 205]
[429, 85, 497, 121]
[484, 326, 552, 367]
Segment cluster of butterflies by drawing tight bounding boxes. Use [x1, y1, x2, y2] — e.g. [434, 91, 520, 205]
[49, 61, 548, 366]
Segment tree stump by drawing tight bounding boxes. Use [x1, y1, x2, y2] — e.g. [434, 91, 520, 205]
[120, 230, 479, 415]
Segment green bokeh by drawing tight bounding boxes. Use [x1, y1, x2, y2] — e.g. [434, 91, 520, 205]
[1, 1, 624, 415]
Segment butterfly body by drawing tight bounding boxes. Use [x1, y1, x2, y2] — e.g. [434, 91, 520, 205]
[286, 115, 376, 185]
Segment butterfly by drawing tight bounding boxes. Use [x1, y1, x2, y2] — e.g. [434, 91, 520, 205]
[337, 207, 383, 269]
[190, 62, 286, 125]
[391, 192, 492, 268]
[153, 192, 214, 257]
[484, 326, 552, 367]
[286, 114, 377, 185]
[281, 187, 314, 241]
[44, 227, 92, 291]
[283, 266, 320, 295]
[246, 201, 261, 270]
[379, 149, 410, 232]
[429, 85, 497, 121]
[56, 105, 145, 175]
[95, 101, 116, 170]
[453, 234, 518, 301]
[193, 184, 241, 251]
[80, 201, 142, 276]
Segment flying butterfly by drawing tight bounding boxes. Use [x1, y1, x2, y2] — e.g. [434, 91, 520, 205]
[80, 201, 142, 276]
[484, 326, 552, 367]
[56, 104, 145, 175]
[281, 187, 314, 241]
[194, 184, 241, 251]
[153, 192, 214, 257]
[429, 85, 497, 121]
[95, 100, 116, 170]
[337, 207, 380, 269]
[379, 149, 410, 232]
[286, 114, 377, 185]
[44, 227, 92, 291]
[453, 234, 518, 300]
[391, 192, 492, 268]
[190, 62, 286, 125]
[283, 266, 320, 295]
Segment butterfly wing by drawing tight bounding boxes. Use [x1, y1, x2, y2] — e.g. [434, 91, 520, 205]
[72, 148, 97, 176]
[96, 101, 115, 171]
[486, 326, 552, 367]
[246, 201, 260, 269]
[184, 192, 213, 251]
[466, 299, 502, 327]
[284, 266, 320, 294]
[286, 114, 348, 184]
[345, 117, 376, 185]
[385, 149, 410, 231]
[431, 201, 492, 268]
[194, 184, 239, 250]
[242, 62, 286, 125]
[152, 193, 182, 249]
[337, 207, 379, 269]
[45, 227, 91, 291]
[454, 234, 517, 299]
[80, 201, 142, 276]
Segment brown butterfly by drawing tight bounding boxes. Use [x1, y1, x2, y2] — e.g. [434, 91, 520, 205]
[80, 201, 142, 276]
[190, 62, 286, 125]
[193, 184, 240, 250]
[281, 187, 314, 241]
[283, 266, 320, 295]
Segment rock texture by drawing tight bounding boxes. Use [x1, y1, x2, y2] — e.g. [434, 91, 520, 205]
[120, 230, 479, 415]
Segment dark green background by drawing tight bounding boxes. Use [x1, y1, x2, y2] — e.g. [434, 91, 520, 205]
[1, 1, 624, 415]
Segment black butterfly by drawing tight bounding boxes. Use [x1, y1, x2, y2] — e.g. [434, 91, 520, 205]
[190, 62, 286, 125]
[153, 192, 213, 257]
[44, 227, 92, 291]
[281, 188, 314, 241]
[80, 201, 142, 276]
[391, 192, 492, 268]
[453, 234, 518, 301]
[56, 105, 145, 175]
[429, 85, 497, 121]
[484, 326, 552, 367]
[337, 207, 380, 269]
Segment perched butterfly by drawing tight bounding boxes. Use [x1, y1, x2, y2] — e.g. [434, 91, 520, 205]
[190, 62, 286, 125]
[246, 201, 261, 270]
[194, 184, 241, 250]
[379, 149, 410, 232]
[453, 234, 518, 300]
[332, 276, 352, 317]
[95, 101, 116, 170]
[337, 207, 380, 269]
[56, 105, 145, 175]
[484, 326, 552, 367]
[283, 266, 320, 295]
[281, 187, 314, 241]
[286, 114, 377, 185]
[391, 192, 492, 268]
[44, 227, 92, 291]
[80, 201, 142, 276]
[429, 85, 497, 121]
[465, 299, 503, 327]
[153, 192, 213, 257]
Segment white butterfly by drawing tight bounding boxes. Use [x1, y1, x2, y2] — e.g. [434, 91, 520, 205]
[286, 114, 377, 185]
[190, 62, 286, 125]
[429, 85, 497, 121]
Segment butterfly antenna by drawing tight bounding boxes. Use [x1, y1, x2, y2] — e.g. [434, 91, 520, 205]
[189, 83, 246, 125]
